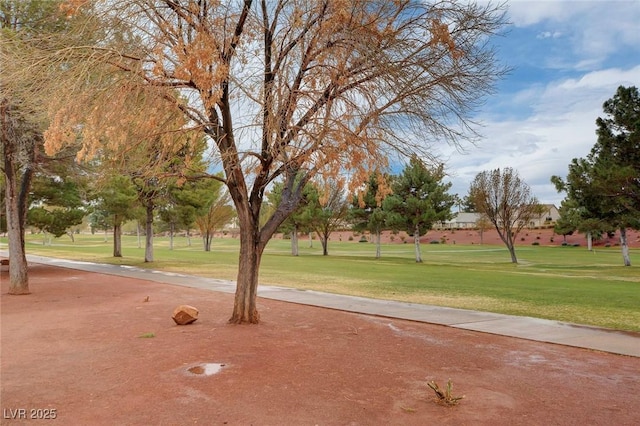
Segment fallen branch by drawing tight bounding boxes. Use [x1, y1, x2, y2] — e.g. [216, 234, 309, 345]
[428, 379, 464, 406]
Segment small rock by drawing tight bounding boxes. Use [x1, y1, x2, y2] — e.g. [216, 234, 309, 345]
[172, 305, 199, 325]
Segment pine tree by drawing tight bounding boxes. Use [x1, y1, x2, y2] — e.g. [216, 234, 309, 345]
[384, 156, 455, 263]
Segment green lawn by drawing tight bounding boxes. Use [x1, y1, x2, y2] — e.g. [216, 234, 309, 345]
[3, 233, 639, 332]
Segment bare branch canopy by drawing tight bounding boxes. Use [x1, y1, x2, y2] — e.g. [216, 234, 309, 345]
[36, 0, 508, 323]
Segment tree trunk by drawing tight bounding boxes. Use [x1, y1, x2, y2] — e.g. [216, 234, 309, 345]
[3, 119, 33, 294]
[496, 227, 518, 263]
[136, 220, 141, 248]
[169, 222, 174, 250]
[308, 231, 313, 248]
[290, 226, 299, 256]
[226, 174, 302, 323]
[113, 217, 122, 257]
[620, 227, 631, 266]
[507, 230, 518, 263]
[320, 232, 329, 256]
[144, 202, 153, 262]
[375, 229, 381, 259]
[506, 230, 518, 263]
[414, 225, 422, 263]
[202, 231, 212, 251]
[4, 162, 30, 294]
[587, 232, 593, 251]
[229, 226, 263, 324]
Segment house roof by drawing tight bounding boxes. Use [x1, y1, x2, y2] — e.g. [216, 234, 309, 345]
[448, 212, 481, 223]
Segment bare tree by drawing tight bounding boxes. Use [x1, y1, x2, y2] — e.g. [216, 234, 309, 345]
[469, 167, 542, 263]
[307, 178, 349, 256]
[475, 215, 492, 245]
[41, 0, 508, 322]
[195, 191, 235, 252]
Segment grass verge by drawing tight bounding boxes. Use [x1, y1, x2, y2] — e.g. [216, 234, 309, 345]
[3, 233, 639, 332]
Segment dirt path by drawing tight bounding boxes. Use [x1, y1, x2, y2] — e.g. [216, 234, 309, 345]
[2, 264, 639, 425]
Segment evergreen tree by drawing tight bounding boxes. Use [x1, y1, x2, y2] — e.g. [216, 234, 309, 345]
[91, 174, 139, 257]
[384, 156, 455, 263]
[552, 86, 640, 265]
[553, 199, 579, 244]
[27, 173, 87, 242]
[1, 0, 88, 293]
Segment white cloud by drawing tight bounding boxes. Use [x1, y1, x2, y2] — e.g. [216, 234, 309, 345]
[536, 31, 562, 39]
[407, 2, 639, 208]
[507, 1, 640, 70]
[443, 65, 639, 205]
[506, 0, 592, 26]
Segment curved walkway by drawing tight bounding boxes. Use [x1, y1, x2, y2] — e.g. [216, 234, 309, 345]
[12, 254, 640, 358]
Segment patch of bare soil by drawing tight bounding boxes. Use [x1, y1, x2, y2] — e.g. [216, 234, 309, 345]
[2, 264, 639, 425]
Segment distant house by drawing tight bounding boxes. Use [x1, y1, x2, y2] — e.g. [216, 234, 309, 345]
[435, 204, 560, 230]
[529, 204, 560, 228]
[436, 212, 482, 229]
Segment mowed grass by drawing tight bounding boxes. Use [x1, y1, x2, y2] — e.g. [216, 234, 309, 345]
[4, 233, 640, 332]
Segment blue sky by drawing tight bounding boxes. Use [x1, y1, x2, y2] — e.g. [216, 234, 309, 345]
[440, 0, 640, 206]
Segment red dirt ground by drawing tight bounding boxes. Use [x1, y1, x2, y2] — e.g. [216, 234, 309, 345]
[1, 264, 639, 425]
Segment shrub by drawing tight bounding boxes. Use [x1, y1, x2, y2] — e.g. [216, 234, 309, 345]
[531, 241, 539, 246]
[430, 240, 440, 244]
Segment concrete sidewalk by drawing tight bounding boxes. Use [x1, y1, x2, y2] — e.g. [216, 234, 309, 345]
[11, 253, 640, 358]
